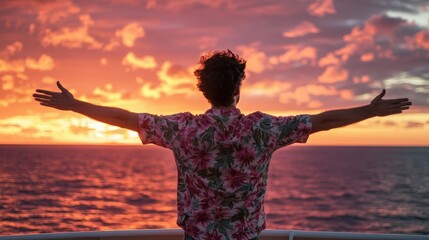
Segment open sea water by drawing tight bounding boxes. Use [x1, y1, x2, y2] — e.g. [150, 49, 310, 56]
[0, 145, 428, 236]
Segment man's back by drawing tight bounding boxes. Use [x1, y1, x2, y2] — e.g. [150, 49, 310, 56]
[138, 108, 312, 239]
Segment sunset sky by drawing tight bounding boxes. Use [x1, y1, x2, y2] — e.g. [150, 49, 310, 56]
[0, 0, 428, 146]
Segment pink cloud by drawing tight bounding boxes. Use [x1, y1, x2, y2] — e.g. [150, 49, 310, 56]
[270, 46, 317, 66]
[318, 65, 349, 83]
[36, 0, 80, 24]
[5, 41, 23, 56]
[340, 89, 354, 100]
[3, 0, 81, 25]
[353, 75, 371, 84]
[360, 52, 375, 62]
[283, 21, 320, 38]
[318, 52, 341, 67]
[197, 36, 218, 50]
[408, 30, 429, 49]
[115, 22, 145, 47]
[307, 0, 336, 17]
[335, 15, 407, 61]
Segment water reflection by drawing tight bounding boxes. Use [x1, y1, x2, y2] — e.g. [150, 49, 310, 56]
[1, 145, 428, 235]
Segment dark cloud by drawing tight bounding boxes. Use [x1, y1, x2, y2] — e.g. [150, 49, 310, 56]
[404, 121, 425, 128]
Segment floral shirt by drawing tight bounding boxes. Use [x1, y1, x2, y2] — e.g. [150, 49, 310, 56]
[138, 108, 312, 240]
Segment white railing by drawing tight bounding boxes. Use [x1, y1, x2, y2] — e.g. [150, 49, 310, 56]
[0, 229, 428, 240]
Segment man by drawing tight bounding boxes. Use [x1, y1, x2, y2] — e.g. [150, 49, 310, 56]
[33, 50, 411, 240]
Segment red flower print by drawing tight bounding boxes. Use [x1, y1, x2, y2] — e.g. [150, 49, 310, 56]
[224, 168, 247, 189]
[234, 146, 256, 167]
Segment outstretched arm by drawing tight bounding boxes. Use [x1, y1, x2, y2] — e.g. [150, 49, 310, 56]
[310, 89, 412, 134]
[33, 82, 139, 132]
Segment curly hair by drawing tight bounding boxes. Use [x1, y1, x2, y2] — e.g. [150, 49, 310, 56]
[194, 50, 246, 107]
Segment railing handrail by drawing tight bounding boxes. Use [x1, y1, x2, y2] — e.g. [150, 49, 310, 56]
[0, 228, 428, 240]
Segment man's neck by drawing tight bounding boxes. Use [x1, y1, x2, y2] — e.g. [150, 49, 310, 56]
[211, 104, 237, 109]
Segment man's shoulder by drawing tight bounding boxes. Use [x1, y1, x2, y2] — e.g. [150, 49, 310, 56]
[246, 111, 275, 119]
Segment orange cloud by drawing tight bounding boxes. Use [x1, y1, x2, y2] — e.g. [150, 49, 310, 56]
[16, 73, 28, 80]
[122, 52, 157, 70]
[237, 43, 269, 73]
[279, 84, 338, 107]
[2, 74, 14, 90]
[360, 52, 375, 62]
[5, 41, 23, 56]
[25, 54, 55, 71]
[165, 0, 224, 11]
[242, 80, 291, 97]
[336, 27, 373, 61]
[408, 30, 429, 49]
[42, 14, 102, 49]
[139, 61, 196, 99]
[41, 76, 56, 84]
[353, 75, 371, 84]
[307, 0, 336, 17]
[0, 54, 53, 73]
[0, 59, 25, 73]
[36, 0, 80, 24]
[283, 21, 320, 38]
[318, 65, 349, 83]
[93, 84, 122, 102]
[115, 22, 145, 47]
[340, 89, 354, 100]
[318, 52, 341, 67]
[270, 46, 317, 65]
[100, 58, 108, 65]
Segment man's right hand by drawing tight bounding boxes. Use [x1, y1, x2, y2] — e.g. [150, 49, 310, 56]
[369, 89, 412, 117]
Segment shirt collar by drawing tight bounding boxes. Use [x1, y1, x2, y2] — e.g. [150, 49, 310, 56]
[205, 107, 241, 116]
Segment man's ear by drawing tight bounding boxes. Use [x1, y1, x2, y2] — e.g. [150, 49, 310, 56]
[234, 87, 240, 104]
[234, 86, 240, 96]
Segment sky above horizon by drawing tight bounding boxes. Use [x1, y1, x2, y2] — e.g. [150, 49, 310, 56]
[0, 0, 428, 146]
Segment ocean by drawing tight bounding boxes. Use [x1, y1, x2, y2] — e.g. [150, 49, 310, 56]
[0, 145, 428, 235]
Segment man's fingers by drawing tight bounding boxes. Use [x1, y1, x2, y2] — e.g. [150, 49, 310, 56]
[371, 89, 386, 104]
[57, 81, 68, 93]
[391, 101, 412, 108]
[34, 98, 53, 104]
[376, 89, 386, 100]
[35, 89, 57, 95]
[383, 98, 410, 103]
[32, 94, 52, 100]
[40, 102, 55, 108]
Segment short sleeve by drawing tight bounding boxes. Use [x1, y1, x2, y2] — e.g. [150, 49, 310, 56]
[274, 114, 312, 148]
[138, 112, 192, 149]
